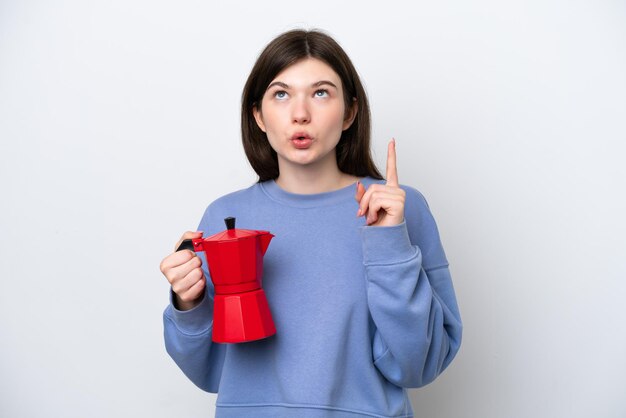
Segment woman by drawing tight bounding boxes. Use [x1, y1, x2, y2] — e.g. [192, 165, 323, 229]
[160, 29, 462, 418]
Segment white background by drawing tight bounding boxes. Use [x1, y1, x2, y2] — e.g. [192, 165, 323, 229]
[1, 1, 625, 417]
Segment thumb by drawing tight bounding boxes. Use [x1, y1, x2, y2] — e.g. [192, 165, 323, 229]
[355, 181, 366, 216]
[354, 181, 365, 203]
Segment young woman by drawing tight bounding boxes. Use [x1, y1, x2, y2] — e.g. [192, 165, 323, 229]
[160, 29, 462, 418]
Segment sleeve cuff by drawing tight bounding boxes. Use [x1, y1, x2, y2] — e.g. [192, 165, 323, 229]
[359, 220, 418, 265]
[166, 288, 213, 335]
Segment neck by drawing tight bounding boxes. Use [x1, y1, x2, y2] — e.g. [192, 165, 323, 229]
[275, 158, 358, 194]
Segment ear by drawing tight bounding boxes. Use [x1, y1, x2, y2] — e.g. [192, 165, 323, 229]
[252, 104, 266, 133]
[342, 98, 358, 131]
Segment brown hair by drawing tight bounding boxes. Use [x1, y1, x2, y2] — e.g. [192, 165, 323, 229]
[241, 29, 383, 182]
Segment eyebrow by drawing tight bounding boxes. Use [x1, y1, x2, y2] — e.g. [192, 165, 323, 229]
[266, 80, 338, 91]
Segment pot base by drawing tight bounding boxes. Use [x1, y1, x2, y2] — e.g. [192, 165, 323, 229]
[212, 289, 276, 343]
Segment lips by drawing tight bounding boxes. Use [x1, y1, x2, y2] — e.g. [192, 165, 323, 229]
[291, 132, 313, 149]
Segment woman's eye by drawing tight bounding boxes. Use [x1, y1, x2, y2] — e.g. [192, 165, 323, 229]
[274, 90, 288, 99]
[315, 89, 329, 98]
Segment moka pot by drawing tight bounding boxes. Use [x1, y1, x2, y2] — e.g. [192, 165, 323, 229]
[177, 217, 276, 343]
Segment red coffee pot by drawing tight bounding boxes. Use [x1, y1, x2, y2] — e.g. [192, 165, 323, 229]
[177, 217, 276, 343]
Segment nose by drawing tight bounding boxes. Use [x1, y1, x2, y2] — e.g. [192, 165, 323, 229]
[291, 97, 310, 124]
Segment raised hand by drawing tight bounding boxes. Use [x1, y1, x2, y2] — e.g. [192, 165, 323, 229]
[355, 139, 406, 227]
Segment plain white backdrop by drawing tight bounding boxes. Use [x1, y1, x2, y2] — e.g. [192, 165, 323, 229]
[1, 1, 625, 417]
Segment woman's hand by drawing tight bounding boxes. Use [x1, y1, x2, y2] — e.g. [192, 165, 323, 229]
[159, 231, 206, 311]
[355, 139, 405, 227]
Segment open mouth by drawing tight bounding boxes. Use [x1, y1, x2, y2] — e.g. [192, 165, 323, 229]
[291, 132, 311, 140]
[291, 134, 313, 149]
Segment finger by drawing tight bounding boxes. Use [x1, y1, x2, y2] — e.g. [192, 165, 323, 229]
[354, 181, 366, 202]
[163, 253, 202, 283]
[366, 208, 379, 225]
[160, 250, 196, 274]
[182, 276, 206, 301]
[357, 183, 404, 217]
[385, 138, 399, 187]
[174, 230, 204, 252]
[365, 192, 404, 224]
[354, 181, 366, 215]
[356, 183, 376, 219]
[174, 269, 206, 302]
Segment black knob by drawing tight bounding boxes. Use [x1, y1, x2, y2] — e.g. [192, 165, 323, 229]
[224, 217, 236, 230]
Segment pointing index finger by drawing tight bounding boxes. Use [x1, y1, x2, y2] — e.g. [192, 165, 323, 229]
[386, 138, 399, 186]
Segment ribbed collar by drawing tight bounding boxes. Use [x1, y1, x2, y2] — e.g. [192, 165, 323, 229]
[259, 177, 377, 208]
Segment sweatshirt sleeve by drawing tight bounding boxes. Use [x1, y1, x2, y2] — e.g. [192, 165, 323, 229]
[359, 187, 462, 388]
[162, 206, 227, 393]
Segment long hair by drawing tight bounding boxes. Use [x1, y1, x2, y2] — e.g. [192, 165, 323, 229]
[241, 29, 383, 182]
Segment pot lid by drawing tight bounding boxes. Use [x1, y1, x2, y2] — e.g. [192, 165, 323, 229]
[203, 217, 270, 242]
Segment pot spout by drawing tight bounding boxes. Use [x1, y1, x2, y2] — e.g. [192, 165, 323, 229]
[259, 233, 274, 255]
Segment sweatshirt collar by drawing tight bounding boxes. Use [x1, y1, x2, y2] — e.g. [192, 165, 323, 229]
[260, 177, 376, 208]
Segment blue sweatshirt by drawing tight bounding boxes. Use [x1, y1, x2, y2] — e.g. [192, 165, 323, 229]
[163, 177, 462, 418]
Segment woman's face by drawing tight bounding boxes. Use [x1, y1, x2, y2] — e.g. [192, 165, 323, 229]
[253, 58, 356, 172]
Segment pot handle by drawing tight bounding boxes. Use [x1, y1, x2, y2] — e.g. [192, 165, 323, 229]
[176, 239, 195, 252]
[176, 237, 205, 253]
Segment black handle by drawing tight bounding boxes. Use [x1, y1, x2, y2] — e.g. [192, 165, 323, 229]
[176, 239, 195, 252]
